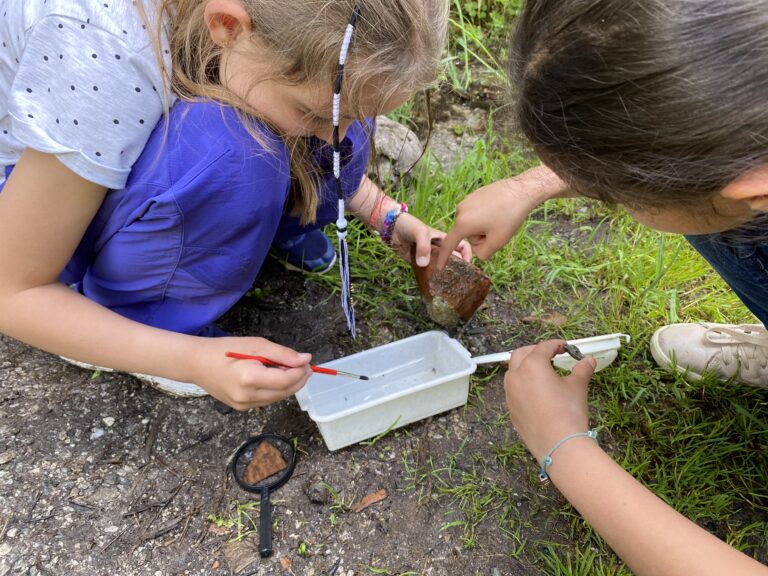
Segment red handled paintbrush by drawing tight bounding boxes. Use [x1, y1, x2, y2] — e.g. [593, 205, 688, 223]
[225, 351, 369, 380]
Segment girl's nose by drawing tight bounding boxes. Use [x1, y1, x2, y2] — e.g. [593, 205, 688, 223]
[315, 120, 352, 144]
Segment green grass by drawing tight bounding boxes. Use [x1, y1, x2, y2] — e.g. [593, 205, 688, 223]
[315, 127, 768, 572]
[443, 0, 523, 90]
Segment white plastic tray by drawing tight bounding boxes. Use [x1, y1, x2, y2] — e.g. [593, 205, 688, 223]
[295, 331, 629, 451]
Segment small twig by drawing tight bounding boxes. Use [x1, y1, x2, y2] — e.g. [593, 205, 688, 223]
[67, 499, 98, 514]
[143, 515, 185, 541]
[98, 526, 131, 554]
[144, 404, 170, 462]
[327, 558, 342, 576]
[154, 455, 182, 479]
[26, 490, 41, 522]
[124, 465, 154, 518]
[193, 521, 209, 547]
[178, 509, 196, 541]
[0, 514, 12, 541]
[138, 480, 187, 538]
[179, 430, 216, 453]
[122, 502, 164, 518]
[123, 480, 186, 518]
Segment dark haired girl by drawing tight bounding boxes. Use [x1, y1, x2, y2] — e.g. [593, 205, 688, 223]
[439, 1, 768, 573]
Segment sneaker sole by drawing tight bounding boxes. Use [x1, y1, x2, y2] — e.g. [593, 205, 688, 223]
[131, 373, 208, 398]
[59, 356, 115, 373]
[649, 326, 704, 381]
[60, 356, 208, 398]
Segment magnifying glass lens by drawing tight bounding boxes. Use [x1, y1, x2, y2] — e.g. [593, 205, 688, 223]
[232, 436, 295, 490]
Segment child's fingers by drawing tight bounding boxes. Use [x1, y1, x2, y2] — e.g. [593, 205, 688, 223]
[569, 357, 597, 383]
[412, 227, 435, 268]
[508, 344, 537, 370]
[473, 228, 514, 261]
[509, 340, 567, 370]
[435, 226, 467, 269]
[251, 365, 311, 390]
[253, 342, 312, 368]
[454, 239, 473, 261]
[527, 339, 567, 364]
[228, 375, 309, 410]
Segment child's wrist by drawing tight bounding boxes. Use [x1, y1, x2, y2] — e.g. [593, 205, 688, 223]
[515, 165, 569, 203]
[538, 433, 605, 485]
[368, 195, 408, 244]
[368, 195, 399, 232]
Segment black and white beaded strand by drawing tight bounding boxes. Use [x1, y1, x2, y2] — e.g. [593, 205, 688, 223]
[333, 5, 361, 339]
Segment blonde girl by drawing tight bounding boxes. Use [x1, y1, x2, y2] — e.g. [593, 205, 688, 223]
[0, 0, 469, 409]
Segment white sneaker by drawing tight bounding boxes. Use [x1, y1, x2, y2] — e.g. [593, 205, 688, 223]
[129, 373, 208, 398]
[59, 356, 208, 398]
[650, 323, 768, 389]
[59, 356, 114, 373]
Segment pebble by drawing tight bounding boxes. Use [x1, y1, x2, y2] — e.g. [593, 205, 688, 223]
[90, 428, 105, 440]
[305, 474, 330, 505]
[102, 417, 115, 427]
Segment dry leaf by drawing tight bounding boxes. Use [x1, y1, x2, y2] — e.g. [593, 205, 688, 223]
[211, 560, 220, 570]
[280, 557, 293, 570]
[207, 523, 231, 536]
[352, 489, 388, 513]
[244, 440, 288, 484]
[522, 310, 567, 327]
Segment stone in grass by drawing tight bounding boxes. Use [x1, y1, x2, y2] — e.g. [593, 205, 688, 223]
[412, 244, 491, 328]
[243, 440, 288, 485]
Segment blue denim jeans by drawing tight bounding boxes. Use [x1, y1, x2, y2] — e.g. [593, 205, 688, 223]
[686, 226, 768, 326]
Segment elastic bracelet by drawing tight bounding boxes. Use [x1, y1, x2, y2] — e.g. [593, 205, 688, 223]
[538, 428, 598, 483]
[380, 202, 408, 245]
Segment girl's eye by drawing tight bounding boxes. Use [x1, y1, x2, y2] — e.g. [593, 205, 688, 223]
[299, 109, 330, 125]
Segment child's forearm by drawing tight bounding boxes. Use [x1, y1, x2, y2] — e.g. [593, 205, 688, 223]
[0, 282, 200, 382]
[547, 440, 768, 576]
[506, 164, 575, 203]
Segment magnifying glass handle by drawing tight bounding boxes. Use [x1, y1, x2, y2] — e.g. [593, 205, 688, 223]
[259, 490, 273, 558]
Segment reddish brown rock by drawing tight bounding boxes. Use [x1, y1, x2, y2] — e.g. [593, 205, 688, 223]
[412, 245, 491, 328]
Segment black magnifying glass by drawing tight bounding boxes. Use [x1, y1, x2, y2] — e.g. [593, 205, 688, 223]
[230, 433, 297, 558]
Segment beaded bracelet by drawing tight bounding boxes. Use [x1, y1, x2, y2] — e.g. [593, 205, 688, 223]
[538, 428, 598, 483]
[380, 202, 408, 245]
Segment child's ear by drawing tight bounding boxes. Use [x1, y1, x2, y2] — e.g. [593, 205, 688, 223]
[204, 0, 252, 46]
[720, 164, 768, 212]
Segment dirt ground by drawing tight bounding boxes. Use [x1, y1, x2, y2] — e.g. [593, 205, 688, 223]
[0, 251, 563, 576]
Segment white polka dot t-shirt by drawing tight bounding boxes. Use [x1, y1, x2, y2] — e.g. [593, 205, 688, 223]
[0, 0, 169, 189]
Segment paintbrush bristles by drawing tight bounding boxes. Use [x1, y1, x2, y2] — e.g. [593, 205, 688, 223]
[335, 370, 369, 380]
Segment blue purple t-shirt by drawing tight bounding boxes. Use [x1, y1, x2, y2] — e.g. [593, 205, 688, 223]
[61, 100, 371, 334]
